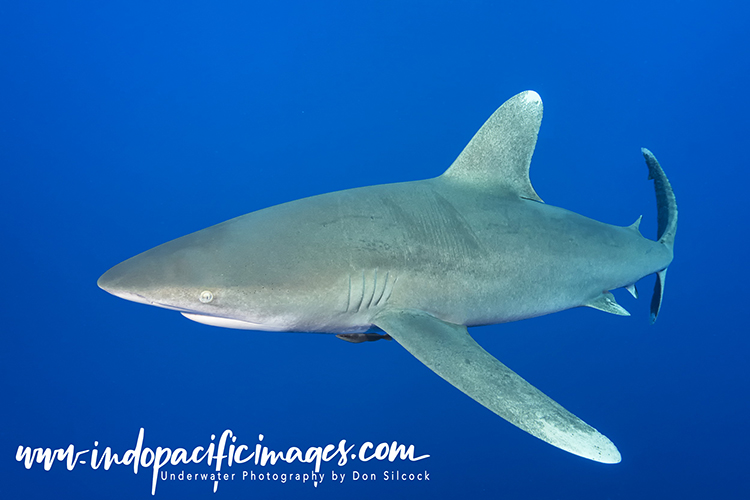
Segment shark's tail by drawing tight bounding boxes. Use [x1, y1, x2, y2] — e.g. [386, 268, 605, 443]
[642, 148, 677, 324]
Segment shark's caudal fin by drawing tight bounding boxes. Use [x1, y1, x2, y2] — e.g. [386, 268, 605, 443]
[440, 91, 544, 203]
[641, 148, 678, 323]
[373, 309, 621, 464]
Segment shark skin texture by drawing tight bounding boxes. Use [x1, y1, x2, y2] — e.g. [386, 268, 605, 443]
[98, 91, 677, 464]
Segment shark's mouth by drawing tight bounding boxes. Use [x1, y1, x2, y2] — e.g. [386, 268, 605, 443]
[100, 288, 189, 312]
[180, 312, 266, 330]
[104, 287, 270, 330]
[101, 290, 154, 306]
[102, 289, 265, 330]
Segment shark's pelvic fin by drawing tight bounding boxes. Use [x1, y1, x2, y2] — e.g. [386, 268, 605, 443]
[641, 149, 677, 323]
[373, 308, 621, 464]
[583, 292, 630, 316]
[440, 91, 544, 203]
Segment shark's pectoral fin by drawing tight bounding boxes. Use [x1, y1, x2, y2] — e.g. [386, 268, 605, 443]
[583, 291, 630, 316]
[372, 309, 621, 464]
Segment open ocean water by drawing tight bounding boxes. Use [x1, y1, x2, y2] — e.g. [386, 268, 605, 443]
[2, 1, 748, 499]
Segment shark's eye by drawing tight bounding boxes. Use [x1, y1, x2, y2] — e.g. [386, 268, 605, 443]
[199, 290, 214, 304]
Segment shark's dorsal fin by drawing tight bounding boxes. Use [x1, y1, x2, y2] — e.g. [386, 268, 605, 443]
[373, 308, 621, 463]
[441, 91, 544, 203]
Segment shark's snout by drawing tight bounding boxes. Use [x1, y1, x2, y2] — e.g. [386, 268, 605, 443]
[97, 260, 154, 305]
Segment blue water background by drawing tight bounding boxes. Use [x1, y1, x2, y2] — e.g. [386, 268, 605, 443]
[2, 1, 748, 498]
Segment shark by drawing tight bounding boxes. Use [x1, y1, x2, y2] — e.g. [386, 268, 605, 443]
[98, 91, 677, 464]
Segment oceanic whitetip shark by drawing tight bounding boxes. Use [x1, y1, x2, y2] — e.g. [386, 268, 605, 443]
[98, 91, 677, 464]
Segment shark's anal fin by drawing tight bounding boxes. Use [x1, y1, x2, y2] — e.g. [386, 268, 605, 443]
[583, 291, 630, 316]
[373, 309, 621, 464]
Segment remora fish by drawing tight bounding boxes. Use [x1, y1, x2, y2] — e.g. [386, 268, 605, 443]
[98, 91, 677, 464]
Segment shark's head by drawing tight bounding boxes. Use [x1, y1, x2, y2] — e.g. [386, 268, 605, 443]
[97, 215, 317, 332]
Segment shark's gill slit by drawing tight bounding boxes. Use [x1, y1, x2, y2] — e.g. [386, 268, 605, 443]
[353, 270, 366, 313]
[344, 274, 352, 313]
[364, 269, 378, 309]
[372, 270, 389, 307]
[379, 274, 397, 307]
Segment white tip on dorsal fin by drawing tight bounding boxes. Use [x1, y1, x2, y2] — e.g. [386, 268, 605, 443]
[440, 91, 544, 203]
